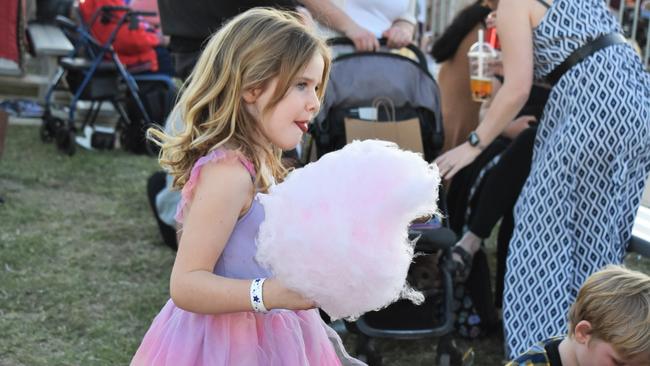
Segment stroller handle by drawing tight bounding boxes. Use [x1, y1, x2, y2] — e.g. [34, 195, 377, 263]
[130, 11, 158, 17]
[99, 5, 157, 17]
[326, 37, 429, 73]
[100, 5, 130, 12]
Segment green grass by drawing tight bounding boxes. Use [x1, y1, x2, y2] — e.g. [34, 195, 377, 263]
[0, 124, 648, 365]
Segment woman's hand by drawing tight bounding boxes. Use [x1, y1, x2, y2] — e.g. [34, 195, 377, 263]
[263, 278, 316, 311]
[344, 23, 379, 51]
[382, 20, 414, 48]
[434, 142, 483, 180]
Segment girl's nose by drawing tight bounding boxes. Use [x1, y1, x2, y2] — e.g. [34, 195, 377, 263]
[307, 91, 320, 113]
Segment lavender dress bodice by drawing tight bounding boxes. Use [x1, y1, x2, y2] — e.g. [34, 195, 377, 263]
[213, 195, 272, 279]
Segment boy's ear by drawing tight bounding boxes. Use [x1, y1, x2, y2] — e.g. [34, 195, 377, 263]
[242, 87, 262, 104]
[574, 320, 593, 345]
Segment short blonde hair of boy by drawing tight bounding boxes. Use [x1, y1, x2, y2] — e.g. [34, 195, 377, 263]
[568, 265, 650, 360]
[150, 8, 331, 191]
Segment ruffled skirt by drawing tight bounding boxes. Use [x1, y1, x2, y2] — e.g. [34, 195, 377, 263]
[131, 300, 358, 365]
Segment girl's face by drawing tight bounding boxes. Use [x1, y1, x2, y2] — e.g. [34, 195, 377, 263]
[244, 53, 325, 150]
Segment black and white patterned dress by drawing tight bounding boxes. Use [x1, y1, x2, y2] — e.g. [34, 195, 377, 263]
[503, 0, 650, 359]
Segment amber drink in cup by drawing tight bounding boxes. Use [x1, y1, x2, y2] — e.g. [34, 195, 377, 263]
[467, 30, 498, 102]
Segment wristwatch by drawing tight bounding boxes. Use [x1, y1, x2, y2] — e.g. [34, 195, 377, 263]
[467, 131, 483, 150]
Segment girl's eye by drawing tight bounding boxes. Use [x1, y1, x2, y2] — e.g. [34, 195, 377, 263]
[296, 82, 308, 90]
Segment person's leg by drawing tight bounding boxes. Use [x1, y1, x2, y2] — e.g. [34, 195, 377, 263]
[172, 50, 201, 81]
[147, 171, 178, 250]
[468, 127, 537, 238]
[445, 137, 510, 278]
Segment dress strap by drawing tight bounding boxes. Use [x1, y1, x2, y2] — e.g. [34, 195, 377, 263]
[534, 0, 551, 9]
[175, 149, 256, 223]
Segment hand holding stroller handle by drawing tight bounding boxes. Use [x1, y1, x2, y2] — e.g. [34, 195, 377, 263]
[326, 37, 429, 73]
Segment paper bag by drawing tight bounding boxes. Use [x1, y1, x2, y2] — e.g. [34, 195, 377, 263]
[344, 117, 424, 154]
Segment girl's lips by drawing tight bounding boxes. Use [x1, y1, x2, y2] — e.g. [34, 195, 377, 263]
[295, 121, 308, 133]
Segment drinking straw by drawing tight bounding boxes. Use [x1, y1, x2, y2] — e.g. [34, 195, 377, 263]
[478, 29, 484, 78]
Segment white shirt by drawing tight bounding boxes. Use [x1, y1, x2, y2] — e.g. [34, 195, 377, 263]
[344, 0, 416, 37]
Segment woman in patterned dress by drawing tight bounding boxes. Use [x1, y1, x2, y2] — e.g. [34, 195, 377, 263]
[434, 0, 650, 359]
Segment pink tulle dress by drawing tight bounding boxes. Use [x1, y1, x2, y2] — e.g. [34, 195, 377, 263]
[131, 149, 359, 366]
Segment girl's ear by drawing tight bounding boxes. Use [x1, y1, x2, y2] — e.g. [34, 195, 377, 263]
[243, 87, 262, 104]
[574, 320, 593, 345]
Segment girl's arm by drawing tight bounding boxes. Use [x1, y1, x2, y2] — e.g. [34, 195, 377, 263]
[435, 0, 533, 180]
[169, 160, 313, 314]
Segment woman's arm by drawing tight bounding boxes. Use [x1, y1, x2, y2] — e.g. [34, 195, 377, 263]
[435, 0, 533, 180]
[169, 160, 313, 314]
[298, 0, 379, 51]
[474, 0, 533, 146]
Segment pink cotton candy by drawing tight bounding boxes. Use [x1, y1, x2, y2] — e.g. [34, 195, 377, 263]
[256, 140, 441, 320]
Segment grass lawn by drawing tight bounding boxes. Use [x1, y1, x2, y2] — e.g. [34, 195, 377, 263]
[1, 124, 648, 365]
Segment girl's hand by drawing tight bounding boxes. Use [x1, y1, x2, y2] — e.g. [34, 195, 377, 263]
[263, 278, 316, 311]
[382, 20, 414, 48]
[434, 142, 482, 180]
[344, 23, 379, 52]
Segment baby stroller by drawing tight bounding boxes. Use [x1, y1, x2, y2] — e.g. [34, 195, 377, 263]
[40, 5, 175, 155]
[310, 39, 461, 366]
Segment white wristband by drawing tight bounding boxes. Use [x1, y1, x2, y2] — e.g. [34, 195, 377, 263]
[250, 278, 268, 313]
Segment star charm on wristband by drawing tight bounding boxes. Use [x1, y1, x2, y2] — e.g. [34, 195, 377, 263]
[250, 278, 269, 313]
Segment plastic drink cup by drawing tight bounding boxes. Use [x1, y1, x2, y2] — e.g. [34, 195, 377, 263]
[467, 29, 498, 102]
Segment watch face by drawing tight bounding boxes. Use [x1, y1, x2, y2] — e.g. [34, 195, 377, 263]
[469, 132, 479, 146]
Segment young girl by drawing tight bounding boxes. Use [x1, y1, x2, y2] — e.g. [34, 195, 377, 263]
[131, 8, 362, 365]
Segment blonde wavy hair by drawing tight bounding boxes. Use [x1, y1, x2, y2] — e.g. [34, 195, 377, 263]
[568, 265, 650, 361]
[149, 8, 331, 191]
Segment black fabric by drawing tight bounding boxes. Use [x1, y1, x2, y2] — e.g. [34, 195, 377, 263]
[464, 249, 499, 334]
[122, 78, 176, 154]
[535, 0, 552, 9]
[157, 0, 298, 53]
[469, 127, 537, 238]
[147, 171, 178, 251]
[36, 0, 73, 22]
[431, 1, 491, 63]
[544, 338, 564, 366]
[446, 83, 550, 310]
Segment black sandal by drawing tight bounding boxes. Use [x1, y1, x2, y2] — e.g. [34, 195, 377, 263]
[445, 246, 473, 283]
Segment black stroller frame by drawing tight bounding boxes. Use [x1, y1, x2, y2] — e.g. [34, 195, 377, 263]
[311, 39, 461, 366]
[41, 5, 173, 155]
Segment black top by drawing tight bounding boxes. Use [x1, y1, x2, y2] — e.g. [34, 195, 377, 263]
[157, 0, 298, 53]
[544, 338, 564, 366]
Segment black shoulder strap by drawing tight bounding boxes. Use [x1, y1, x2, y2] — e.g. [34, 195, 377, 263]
[535, 0, 552, 9]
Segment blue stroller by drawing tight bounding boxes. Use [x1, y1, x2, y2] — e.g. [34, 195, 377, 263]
[311, 39, 462, 365]
[40, 5, 175, 155]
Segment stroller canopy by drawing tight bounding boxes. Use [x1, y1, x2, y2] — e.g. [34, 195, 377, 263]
[316, 51, 441, 126]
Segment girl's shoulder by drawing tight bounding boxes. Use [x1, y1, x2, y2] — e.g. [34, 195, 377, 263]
[175, 148, 256, 223]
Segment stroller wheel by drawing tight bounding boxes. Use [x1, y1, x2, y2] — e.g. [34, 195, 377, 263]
[40, 116, 64, 143]
[436, 337, 467, 366]
[56, 127, 76, 156]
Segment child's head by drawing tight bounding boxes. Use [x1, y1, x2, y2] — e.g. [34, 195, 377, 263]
[567, 265, 650, 365]
[154, 8, 330, 190]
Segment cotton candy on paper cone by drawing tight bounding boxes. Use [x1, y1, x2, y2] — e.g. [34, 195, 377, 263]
[256, 140, 441, 320]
